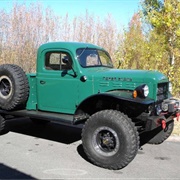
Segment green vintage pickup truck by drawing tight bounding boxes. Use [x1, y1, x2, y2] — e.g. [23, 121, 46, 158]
[0, 42, 179, 170]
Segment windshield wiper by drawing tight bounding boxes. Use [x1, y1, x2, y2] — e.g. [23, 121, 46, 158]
[77, 46, 88, 58]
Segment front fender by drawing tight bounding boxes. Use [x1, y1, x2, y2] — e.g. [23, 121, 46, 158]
[74, 90, 154, 120]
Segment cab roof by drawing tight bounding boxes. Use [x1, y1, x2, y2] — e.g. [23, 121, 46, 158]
[38, 42, 104, 54]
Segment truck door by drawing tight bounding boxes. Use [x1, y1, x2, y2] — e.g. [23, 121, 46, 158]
[37, 50, 78, 114]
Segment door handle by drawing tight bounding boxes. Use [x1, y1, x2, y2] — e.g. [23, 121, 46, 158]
[40, 80, 46, 84]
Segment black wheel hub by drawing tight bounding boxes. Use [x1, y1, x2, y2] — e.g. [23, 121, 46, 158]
[99, 130, 116, 152]
[0, 75, 13, 99]
[92, 126, 120, 156]
[0, 78, 11, 96]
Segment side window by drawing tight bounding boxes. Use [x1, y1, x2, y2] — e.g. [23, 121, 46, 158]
[45, 52, 72, 70]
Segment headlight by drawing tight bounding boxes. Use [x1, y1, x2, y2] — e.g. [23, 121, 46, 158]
[132, 84, 149, 98]
[143, 85, 149, 97]
[169, 82, 172, 93]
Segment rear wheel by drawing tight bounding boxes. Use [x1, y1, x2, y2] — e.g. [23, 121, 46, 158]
[82, 110, 139, 170]
[0, 115, 7, 135]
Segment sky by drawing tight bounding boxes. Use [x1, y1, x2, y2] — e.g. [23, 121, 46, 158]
[0, 0, 141, 28]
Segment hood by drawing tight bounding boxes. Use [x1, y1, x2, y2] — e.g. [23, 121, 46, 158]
[85, 68, 168, 83]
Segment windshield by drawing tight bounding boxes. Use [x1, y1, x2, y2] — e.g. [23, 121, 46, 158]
[76, 48, 113, 68]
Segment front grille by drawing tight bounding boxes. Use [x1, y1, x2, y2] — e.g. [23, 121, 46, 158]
[157, 83, 168, 102]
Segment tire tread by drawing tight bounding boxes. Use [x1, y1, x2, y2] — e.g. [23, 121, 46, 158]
[0, 64, 29, 110]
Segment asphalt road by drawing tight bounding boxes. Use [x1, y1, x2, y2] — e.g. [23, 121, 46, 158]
[0, 118, 180, 179]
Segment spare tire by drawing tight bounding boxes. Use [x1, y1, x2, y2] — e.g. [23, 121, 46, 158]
[0, 64, 29, 110]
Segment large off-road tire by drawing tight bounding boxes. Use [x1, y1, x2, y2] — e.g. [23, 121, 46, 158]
[148, 120, 174, 144]
[82, 110, 139, 170]
[0, 64, 29, 110]
[0, 115, 6, 135]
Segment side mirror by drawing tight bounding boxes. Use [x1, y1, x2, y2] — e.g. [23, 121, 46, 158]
[62, 56, 77, 77]
[62, 57, 69, 64]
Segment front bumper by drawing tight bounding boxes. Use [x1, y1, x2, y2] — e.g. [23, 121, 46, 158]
[146, 98, 180, 131]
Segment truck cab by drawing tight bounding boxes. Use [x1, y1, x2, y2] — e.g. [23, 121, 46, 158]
[27, 42, 114, 114]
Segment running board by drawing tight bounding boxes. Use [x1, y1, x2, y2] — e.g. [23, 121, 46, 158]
[0, 109, 74, 125]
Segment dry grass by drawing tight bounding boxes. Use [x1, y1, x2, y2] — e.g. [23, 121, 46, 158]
[172, 120, 180, 136]
[172, 98, 180, 136]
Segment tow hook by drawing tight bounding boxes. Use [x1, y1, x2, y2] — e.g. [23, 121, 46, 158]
[161, 119, 166, 130]
[157, 119, 167, 129]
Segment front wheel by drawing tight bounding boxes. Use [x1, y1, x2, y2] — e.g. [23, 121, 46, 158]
[82, 110, 139, 170]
